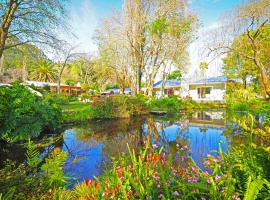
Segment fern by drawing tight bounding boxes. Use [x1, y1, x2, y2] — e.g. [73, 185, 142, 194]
[41, 151, 68, 188]
[26, 140, 42, 169]
[244, 176, 266, 200]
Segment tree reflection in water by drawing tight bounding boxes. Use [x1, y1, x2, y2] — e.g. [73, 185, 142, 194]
[61, 111, 229, 185]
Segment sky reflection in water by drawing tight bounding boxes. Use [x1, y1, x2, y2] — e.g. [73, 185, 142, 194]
[62, 111, 228, 185]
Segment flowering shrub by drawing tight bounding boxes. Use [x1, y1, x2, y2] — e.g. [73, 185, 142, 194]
[68, 115, 270, 200]
[71, 142, 212, 199]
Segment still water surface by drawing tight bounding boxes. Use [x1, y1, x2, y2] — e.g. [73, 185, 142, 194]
[61, 111, 229, 185]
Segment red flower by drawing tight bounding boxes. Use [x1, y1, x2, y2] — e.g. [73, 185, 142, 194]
[85, 178, 91, 186]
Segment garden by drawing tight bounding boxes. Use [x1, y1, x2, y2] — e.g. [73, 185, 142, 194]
[1, 0, 270, 199]
[0, 83, 270, 199]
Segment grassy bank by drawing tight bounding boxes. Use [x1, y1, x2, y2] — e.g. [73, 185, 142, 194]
[61, 96, 228, 124]
[61, 95, 149, 124]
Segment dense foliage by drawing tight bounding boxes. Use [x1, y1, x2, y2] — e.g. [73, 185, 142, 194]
[0, 140, 68, 199]
[150, 96, 182, 112]
[0, 84, 62, 142]
[149, 96, 226, 112]
[91, 95, 148, 119]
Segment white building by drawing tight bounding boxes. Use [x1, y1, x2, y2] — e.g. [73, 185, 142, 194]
[187, 76, 227, 102]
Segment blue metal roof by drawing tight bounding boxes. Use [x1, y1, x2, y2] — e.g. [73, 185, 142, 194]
[153, 79, 181, 88]
[192, 76, 227, 84]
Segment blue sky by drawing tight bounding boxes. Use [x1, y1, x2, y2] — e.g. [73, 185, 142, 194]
[192, 0, 242, 25]
[63, 0, 243, 77]
[65, 0, 242, 52]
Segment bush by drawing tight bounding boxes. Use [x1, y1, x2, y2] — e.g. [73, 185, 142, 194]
[149, 96, 182, 112]
[44, 93, 74, 105]
[226, 87, 260, 111]
[62, 106, 93, 123]
[0, 84, 62, 142]
[91, 95, 148, 119]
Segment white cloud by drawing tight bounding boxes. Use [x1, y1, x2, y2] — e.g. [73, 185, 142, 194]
[187, 21, 224, 80]
[59, 0, 99, 55]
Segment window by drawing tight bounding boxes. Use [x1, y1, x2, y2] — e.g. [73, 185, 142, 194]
[197, 87, 212, 98]
[205, 87, 211, 94]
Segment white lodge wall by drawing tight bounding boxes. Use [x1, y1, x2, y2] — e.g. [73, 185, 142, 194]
[188, 83, 226, 101]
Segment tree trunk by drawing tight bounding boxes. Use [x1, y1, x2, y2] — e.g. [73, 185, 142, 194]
[255, 59, 270, 97]
[137, 65, 142, 94]
[0, 54, 4, 82]
[242, 76, 247, 89]
[0, 1, 19, 61]
[146, 79, 154, 97]
[120, 85, 125, 94]
[259, 67, 270, 97]
[22, 55, 28, 81]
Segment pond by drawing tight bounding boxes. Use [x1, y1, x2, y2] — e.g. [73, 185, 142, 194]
[61, 110, 229, 186]
[0, 110, 233, 187]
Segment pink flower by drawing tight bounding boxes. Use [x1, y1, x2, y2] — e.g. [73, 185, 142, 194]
[221, 187, 227, 193]
[232, 193, 241, 200]
[153, 172, 160, 180]
[173, 191, 180, 196]
[152, 144, 158, 149]
[180, 145, 188, 151]
[214, 174, 221, 181]
[158, 193, 164, 199]
[191, 166, 199, 173]
[203, 160, 211, 165]
[207, 178, 211, 184]
[176, 144, 180, 147]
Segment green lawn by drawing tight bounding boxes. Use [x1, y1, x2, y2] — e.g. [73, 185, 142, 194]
[61, 101, 91, 111]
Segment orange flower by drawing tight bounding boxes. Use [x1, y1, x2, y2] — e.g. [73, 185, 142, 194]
[104, 186, 110, 199]
[114, 184, 121, 191]
[94, 182, 99, 190]
[147, 153, 152, 161]
[126, 191, 133, 199]
[178, 170, 184, 176]
[115, 166, 124, 178]
[153, 154, 160, 161]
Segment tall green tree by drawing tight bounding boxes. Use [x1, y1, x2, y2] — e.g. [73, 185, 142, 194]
[97, 0, 196, 96]
[0, 0, 68, 80]
[223, 35, 259, 88]
[30, 60, 57, 82]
